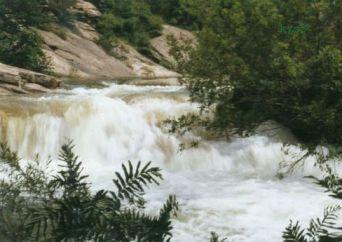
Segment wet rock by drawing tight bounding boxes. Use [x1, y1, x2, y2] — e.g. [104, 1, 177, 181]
[255, 120, 298, 144]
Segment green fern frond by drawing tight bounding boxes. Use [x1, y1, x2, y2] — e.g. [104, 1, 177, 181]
[51, 142, 90, 197]
[307, 165, 342, 199]
[283, 205, 342, 242]
[160, 195, 179, 218]
[112, 161, 163, 208]
[282, 220, 307, 242]
[307, 205, 341, 240]
[2, 143, 175, 242]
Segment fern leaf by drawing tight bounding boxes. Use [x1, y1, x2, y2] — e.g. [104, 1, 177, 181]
[282, 220, 307, 242]
[112, 161, 163, 207]
[307, 205, 341, 240]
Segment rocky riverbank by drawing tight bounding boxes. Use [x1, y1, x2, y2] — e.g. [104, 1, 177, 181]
[0, 63, 60, 95]
[0, 0, 194, 95]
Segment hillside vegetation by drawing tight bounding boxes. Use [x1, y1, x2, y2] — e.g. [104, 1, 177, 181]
[0, 0, 201, 73]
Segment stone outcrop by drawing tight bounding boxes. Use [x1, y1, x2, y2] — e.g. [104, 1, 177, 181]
[113, 40, 180, 78]
[0, 62, 60, 95]
[74, 21, 100, 42]
[255, 120, 298, 144]
[38, 26, 136, 80]
[36, 1, 183, 80]
[151, 25, 196, 64]
[39, 21, 183, 80]
[74, 0, 101, 18]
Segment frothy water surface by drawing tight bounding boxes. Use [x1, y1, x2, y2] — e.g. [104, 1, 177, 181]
[0, 83, 339, 241]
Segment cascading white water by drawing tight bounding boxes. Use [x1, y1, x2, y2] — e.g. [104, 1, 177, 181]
[0, 82, 339, 241]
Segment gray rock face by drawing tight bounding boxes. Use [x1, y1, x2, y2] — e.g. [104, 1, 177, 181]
[39, 22, 184, 80]
[113, 40, 180, 79]
[0, 62, 60, 95]
[38, 27, 136, 80]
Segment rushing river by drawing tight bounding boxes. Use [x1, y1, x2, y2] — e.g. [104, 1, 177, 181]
[0, 81, 339, 241]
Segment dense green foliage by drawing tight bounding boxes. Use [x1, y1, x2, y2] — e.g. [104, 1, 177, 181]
[0, 0, 76, 27]
[145, 0, 205, 30]
[0, 143, 178, 241]
[0, 27, 50, 73]
[171, 0, 341, 147]
[91, 0, 163, 55]
[0, 0, 77, 72]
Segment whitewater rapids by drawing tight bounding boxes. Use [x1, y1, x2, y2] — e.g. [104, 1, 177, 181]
[0, 82, 339, 241]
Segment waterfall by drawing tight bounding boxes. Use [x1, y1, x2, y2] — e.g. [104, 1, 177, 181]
[0, 83, 338, 241]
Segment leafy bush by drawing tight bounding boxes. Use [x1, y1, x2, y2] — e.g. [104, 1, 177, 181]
[0, 0, 51, 28]
[0, 0, 77, 72]
[47, 0, 77, 26]
[91, 0, 163, 55]
[170, 0, 341, 147]
[0, 142, 178, 241]
[145, 0, 208, 30]
[0, 27, 51, 73]
[0, 0, 77, 28]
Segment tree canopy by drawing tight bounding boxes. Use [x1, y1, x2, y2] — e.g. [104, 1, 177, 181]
[172, 0, 341, 147]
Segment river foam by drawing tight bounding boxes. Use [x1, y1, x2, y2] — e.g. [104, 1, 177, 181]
[0, 83, 339, 241]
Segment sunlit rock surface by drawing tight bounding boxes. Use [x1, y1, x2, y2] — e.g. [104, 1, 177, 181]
[0, 62, 60, 95]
